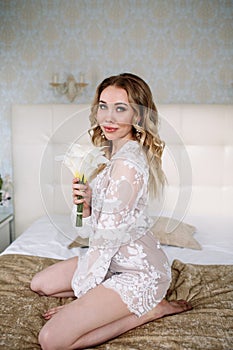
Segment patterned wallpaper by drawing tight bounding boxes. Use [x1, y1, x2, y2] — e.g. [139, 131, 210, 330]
[0, 0, 233, 178]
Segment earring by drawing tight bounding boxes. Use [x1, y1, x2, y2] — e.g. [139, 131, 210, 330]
[136, 129, 141, 140]
[134, 125, 141, 140]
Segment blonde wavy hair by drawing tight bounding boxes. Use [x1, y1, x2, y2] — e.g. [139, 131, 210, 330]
[88, 73, 166, 198]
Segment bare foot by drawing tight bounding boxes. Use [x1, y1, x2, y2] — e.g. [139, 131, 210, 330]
[148, 299, 192, 320]
[163, 299, 192, 316]
[43, 305, 65, 320]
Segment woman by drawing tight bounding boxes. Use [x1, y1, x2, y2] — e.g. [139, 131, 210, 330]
[31, 73, 192, 350]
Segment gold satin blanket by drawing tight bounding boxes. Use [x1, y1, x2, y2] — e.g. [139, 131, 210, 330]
[0, 254, 232, 349]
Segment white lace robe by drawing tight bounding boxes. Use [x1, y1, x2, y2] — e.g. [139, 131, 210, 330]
[71, 141, 171, 317]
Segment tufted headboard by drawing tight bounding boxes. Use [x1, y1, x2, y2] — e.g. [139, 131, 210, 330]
[12, 104, 233, 237]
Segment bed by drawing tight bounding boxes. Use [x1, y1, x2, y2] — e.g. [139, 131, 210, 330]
[0, 104, 232, 349]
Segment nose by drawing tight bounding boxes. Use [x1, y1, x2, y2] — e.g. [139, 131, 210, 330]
[104, 106, 116, 123]
[105, 117, 114, 123]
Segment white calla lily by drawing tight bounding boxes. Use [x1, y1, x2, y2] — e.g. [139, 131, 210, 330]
[56, 144, 108, 181]
[56, 144, 108, 226]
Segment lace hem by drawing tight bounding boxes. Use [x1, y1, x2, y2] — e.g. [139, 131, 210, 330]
[103, 271, 171, 317]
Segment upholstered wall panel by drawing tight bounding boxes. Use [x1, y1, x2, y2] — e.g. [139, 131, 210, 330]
[12, 104, 233, 237]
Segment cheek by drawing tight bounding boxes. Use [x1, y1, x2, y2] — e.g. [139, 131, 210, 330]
[122, 115, 134, 128]
[96, 112, 103, 124]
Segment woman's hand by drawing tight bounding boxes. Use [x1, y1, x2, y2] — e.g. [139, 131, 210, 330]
[72, 178, 92, 218]
[43, 305, 64, 320]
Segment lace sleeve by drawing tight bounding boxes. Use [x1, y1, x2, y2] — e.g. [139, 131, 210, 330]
[90, 158, 147, 248]
[72, 157, 149, 298]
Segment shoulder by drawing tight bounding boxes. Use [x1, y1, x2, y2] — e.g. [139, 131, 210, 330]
[112, 141, 148, 176]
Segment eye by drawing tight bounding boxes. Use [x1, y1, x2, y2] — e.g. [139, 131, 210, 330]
[98, 103, 107, 110]
[116, 105, 127, 112]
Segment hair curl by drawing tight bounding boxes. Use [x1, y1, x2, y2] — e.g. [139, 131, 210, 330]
[88, 72, 166, 197]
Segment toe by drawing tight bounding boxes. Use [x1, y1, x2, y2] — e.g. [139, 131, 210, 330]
[178, 299, 193, 310]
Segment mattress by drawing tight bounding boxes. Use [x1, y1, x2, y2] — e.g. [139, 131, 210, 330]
[2, 214, 233, 265]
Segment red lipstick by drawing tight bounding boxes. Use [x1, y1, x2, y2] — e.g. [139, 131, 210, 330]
[103, 126, 118, 133]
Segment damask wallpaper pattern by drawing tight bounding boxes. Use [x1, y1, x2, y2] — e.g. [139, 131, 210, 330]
[0, 0, 232, 177]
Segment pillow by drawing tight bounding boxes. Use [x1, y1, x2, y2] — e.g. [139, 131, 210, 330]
[150, 216, 201, 250]
[68, 236, 89, 249]
[68, 216, 201, 250]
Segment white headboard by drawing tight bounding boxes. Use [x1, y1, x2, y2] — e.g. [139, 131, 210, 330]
[12, 104, 233, 237]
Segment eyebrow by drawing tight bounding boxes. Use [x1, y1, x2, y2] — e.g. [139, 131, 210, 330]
[99, 100, 129, 106]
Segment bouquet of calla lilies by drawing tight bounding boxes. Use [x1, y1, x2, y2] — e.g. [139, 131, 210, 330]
[56, 144, 108, 226]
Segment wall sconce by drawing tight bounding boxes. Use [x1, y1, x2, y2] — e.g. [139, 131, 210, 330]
[50, 74, 88, 102]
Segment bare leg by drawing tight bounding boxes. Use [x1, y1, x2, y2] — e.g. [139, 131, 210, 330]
[75, 299, 192, 348]
[44, 299, 192, 348]
[30, 256, 78, 297]
[38, 284, 192, 350]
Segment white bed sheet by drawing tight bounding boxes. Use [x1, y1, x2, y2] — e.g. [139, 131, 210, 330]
[2, 214, 233, 265]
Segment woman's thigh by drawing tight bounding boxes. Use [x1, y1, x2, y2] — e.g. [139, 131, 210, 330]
[30, 256, 78, 297]
[39, 284, 132, 349]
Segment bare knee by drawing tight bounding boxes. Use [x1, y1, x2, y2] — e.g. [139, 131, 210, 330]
[39, 327, 59, 350]
[39, 326, 83, 350]
[30, 273, 48, 296]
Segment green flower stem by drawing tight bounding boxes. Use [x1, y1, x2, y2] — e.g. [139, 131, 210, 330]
[76, 202, 83, 227]
[76, 174, 85, 227]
